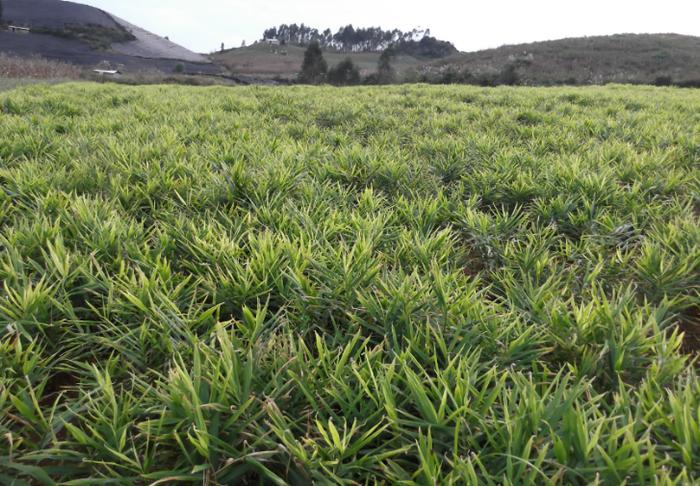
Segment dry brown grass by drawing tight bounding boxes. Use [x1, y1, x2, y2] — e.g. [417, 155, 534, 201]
[0, 53, 81, 79]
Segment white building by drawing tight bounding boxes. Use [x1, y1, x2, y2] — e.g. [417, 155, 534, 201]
[8, 26, 31, 34]
[93, 69, 121, 76]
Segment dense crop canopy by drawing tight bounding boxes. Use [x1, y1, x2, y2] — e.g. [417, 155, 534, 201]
[0, 83, 699, 484]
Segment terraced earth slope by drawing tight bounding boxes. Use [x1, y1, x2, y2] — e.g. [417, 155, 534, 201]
[0, 83, 698, 484]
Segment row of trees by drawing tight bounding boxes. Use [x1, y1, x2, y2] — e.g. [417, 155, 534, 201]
[263, 23, 457, 58]
[299, 41, 396, 85]
[298, 42, 534, 87]
[264, 24, 423, 51]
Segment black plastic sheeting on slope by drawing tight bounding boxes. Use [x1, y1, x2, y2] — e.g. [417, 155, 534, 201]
[3, 0, 119, 29]
[0, 32, 223, 75]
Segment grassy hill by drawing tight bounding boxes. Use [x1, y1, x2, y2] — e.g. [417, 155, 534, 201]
[0, 82, 698, 483]
[213, 34, 700, 86]
[427, 33, 700, 86]
[212, 42, 425, 80]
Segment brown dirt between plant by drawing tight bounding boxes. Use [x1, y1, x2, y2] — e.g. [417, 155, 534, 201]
[679, 305, 700, 356]
[42, 371, 79, 405]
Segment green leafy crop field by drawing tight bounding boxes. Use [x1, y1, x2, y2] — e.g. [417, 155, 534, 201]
[0, 83, 699, 484]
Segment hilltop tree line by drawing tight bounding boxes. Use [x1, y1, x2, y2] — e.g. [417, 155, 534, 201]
[262, 23, 457, 58]
[299, 42, 397, 86]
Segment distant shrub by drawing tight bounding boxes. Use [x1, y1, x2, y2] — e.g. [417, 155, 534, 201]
[298, 41, 327, 84]
[676, 79, 700, 88]
[654, 75, 673, 86]
[393, 36, 458, 59]
[362, 72, 380, 85]
[449, 68, 475, 84]
[440, 67, 461, 84]
[413, 67, 476, 85]
[327, 58, 360, 86]
[498, 64, 520, 86]
[417, 65, 523, 86]
[377, 47, 396, 84]
[33, 23, 136, 50]
[174, 63, 185, 74]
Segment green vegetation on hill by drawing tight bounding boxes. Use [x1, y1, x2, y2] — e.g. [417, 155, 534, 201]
[261, 23, 457, 59]
[0, 83, 699, 484]
[298, 41, 327, 84]
[33, 23, 136, 50]
[426, 33, 700, 86]
[216, 33, 700, 86]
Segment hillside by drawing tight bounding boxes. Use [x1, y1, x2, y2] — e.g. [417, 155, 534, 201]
[3, 3, 698, 85]
[428, 33, 700, 86]
[213, 33, 700, 86]
[4, 0, 117, 29]
[212, 42, 424, 80]
[0, 0, 220, 74]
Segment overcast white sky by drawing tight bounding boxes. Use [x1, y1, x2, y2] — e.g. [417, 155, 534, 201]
[79, 0, 700, 54]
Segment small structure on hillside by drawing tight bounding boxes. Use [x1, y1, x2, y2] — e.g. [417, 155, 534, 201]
[93, 69, 121, 76]
[264, 38, 281, 54]
[93, 61, 122, 77]
[8, 26, 31, 34]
